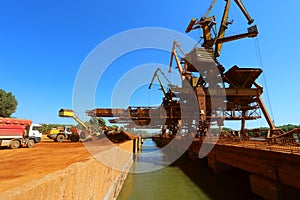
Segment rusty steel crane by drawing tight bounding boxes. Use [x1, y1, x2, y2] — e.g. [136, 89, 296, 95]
[87, 0, 279, 139]
[185, 0, 258, 58]
[148, 68, 175, 96]
[167, 0, 277, 137]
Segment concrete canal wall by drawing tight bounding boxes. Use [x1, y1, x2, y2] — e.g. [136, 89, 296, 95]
[0, 140, 137, 200]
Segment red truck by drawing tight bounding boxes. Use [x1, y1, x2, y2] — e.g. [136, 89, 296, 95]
[0, 118, 42, 149]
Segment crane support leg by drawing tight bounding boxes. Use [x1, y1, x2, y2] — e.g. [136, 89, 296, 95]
[257, 97, 275, 136]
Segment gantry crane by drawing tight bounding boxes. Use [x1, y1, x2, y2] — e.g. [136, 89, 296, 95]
[148, 68, 182, 134]
[87, 0, 277, 138]
[167, 0, 276, 137]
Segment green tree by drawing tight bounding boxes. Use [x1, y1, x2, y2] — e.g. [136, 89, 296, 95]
[84, 117, 106, 130]
[40, 123, 73, 134]
[0, 89, 18, 117]
[277, 124, 300, 132]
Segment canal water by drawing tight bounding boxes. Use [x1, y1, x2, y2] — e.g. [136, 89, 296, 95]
[117, 139, 262, 200]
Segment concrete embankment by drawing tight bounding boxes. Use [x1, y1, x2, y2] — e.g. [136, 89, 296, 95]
[0, 140, 136, 200]
[152, 136, 300, 199]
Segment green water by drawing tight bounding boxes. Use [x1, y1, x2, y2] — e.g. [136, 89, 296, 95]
[117, 139, 261, 200]
[118, 163, 209, 200]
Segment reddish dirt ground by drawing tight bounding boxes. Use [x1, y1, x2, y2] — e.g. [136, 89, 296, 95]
[0, 136, 92, 192]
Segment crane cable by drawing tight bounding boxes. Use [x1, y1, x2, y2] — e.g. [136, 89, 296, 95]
[254, 37, 275, 125]
[148, 88, 151, 106]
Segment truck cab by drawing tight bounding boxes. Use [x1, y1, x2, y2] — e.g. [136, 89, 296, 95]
[28, 124, 42, 143]
[0, 118, 42, 149]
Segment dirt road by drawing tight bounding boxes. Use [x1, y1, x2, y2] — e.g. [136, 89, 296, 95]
[0, 136, 91, 192]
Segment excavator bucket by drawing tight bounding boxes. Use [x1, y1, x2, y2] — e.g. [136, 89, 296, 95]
[58, 109, 75, 118]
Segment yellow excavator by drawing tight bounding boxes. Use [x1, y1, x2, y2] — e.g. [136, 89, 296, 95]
[58, 109, 93, 141]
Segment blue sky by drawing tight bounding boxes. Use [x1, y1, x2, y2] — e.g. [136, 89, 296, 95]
[0, 0, 299, 129]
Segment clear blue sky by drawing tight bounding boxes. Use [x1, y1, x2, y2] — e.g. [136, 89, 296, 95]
[0, 0, 299, 128]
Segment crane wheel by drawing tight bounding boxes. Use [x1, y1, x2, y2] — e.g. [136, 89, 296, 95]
[56, 135, 65, 142]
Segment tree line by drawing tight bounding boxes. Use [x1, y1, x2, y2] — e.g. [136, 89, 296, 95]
[222, 124, 300, 132]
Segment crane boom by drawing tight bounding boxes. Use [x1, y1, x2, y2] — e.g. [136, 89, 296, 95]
[216, 25, 258, 44]
[204, 0, 217, 18]
[215, 0, 231, 57]
[148, 68, 171, 96]
[169, 40, 186, 80]
[234, 0, 254, 25]
[186, 0, 257, 58]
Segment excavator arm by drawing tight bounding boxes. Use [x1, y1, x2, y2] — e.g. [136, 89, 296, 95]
[59, 109, 95, 141]
[59, 109, 89, 130]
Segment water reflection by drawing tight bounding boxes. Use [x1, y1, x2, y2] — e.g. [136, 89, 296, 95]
[118, 139, 262, 200]
[119, 139, 209, 199]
